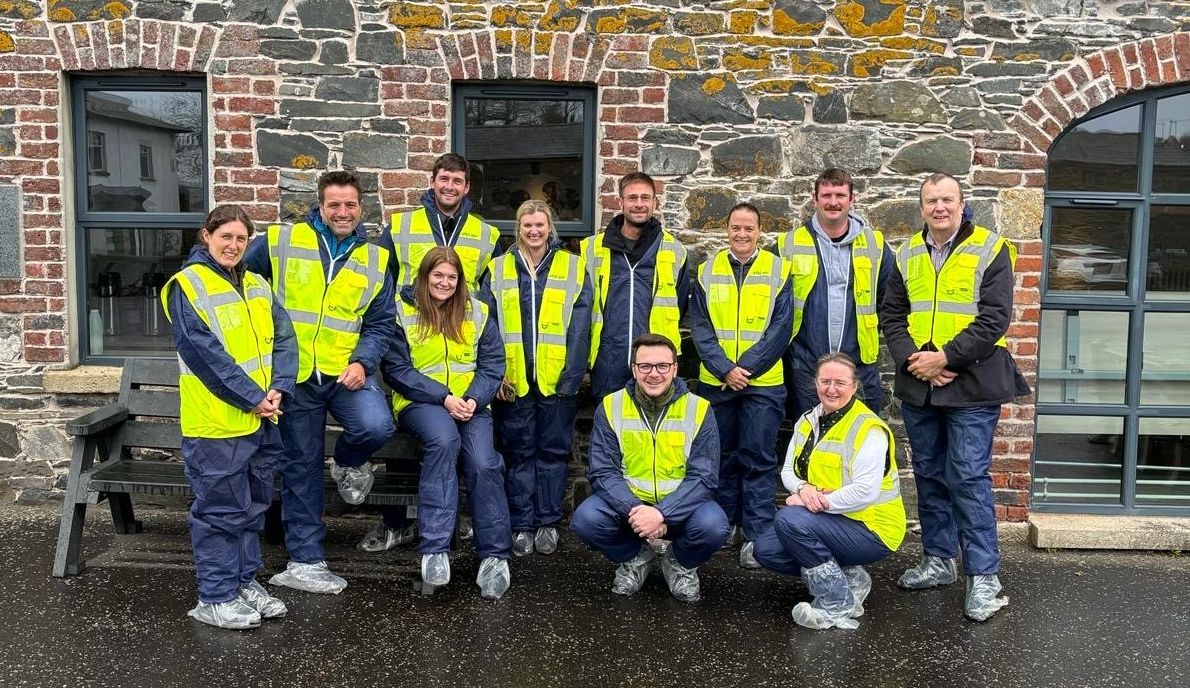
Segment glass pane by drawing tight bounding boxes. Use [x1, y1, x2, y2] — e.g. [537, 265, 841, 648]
[1140, 313, 1190, 405]
[84, 227, 198, 357]
[463, 97, 585, 222]
[1137, 418, 1190, 508]
[1037, 309, 1128, 404]
[1033, 415, 1123, 506]
[1145, 205, 1190, 300]
[1048, 104, 1140, 192]
[84, 90, 205, 213]
[1152, 92, 1190, 194]
[1046, 206, 1133, 295]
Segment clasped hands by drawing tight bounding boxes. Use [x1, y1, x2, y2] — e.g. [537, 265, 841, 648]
[906, 350, 957, 388]
[253, 389, 284, 419]
[721, 366, 752, 392]
[786, 483, 832, 513]
[444, 394, 477, 421]
[628, 504, 667, 540]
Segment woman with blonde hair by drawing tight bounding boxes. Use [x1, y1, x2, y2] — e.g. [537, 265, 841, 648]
[382, 246, 511, 598]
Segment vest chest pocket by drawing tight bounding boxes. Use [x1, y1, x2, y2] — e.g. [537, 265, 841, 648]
[658, 433, 688, 480]
[790, 254, 817, 278]
[708, 283, 732, 305]
[809, 449, 843, 482]
[284, 259, 314, 287]
[334, 268, 372, 314]
[940, 254, 980, 296]
[215, 306, 244, 332]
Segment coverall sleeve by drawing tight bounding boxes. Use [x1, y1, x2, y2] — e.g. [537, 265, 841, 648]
[941, 245, 1014, 369]
[268, 299, 297, 397]
[656, 410, 720, 522]
[464, 312, 505, 409]
[381, 323, 451, 405]
[688, 278, 736, 381]
[881, 260, 919, 372]
[348, 272, 397, 376]
[243, 236, 272, 280]
[587, 403, 644, 516]
[555, 273, 592, 397]
[167, 286, 266, 413]
[736, 274, 794, 376]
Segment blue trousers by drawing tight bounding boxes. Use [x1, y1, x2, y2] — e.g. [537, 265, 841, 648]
[400, 403, 512, 559]
[701, 383, 785, 540]
[753, 506, 893, 575]
[571, 493, 731, 568]
[493, 387, 578, 531]
[277, 375, 395, 563]
[183, 423, 282, 603]
[900, 400, 1002, 575]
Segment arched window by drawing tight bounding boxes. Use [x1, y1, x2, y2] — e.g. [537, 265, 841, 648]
[1036, 85, 1190, 514]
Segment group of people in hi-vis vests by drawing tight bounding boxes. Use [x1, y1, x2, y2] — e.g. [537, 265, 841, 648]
[167, 153, 1029, 631]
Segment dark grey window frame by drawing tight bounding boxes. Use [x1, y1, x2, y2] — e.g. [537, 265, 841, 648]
[1037, 82, 1190, 516]
[71, 73, 208, 363]
[450, 81, 597, 239]
[86, 130, 107, 174]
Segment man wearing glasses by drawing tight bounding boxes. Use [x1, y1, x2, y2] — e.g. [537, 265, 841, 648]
[572, 334, 730, 602]
[581, 172, 689, 400]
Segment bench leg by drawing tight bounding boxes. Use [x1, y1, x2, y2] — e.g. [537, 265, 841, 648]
[53, 437, 98, 577]
[108, 492, 143, 535]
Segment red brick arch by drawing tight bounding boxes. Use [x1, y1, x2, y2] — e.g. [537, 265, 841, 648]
[49, 18, 221, 72]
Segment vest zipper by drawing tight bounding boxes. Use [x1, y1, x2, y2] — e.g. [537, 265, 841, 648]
[625, 254, 637, 369]
[235, 277, 268, 396]
[635, 392, 675, 504]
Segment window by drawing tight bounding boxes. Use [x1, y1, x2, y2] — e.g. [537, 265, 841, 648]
[72, 75, 208, 361]
[86, 131, 107, 174]
[451, 83, 596, 238]
[1036, 84, 1190, 514]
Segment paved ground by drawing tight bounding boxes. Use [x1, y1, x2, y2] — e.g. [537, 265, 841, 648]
[1, 502, 1187, 688]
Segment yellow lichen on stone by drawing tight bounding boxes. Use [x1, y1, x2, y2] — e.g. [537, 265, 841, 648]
[702, 76, 727, 96]
[107, 19, 124, 44]
[0, 31, 14, 53]
[0, 1, 41, 20]
[71, 24, 88, 43]
[921, 4, 962, 39]
[849, 48, 912, 77]
[790, 53, 842, 76]
[772, 8, 824, 36]
[292, 155, 318, 170]
[593, 8, 667, 34]
[1013, 53, 1040, 62]
[404, 29, 436, 50]
[649, 36, 698, 70]
[101, 1, 129, 19]
[928, 65, 960, 76]
[749, 78, 807, 94]
[389, 3, 447, 29]
[675, 13, 723, 36]
[737, 35, 814, 48]
[956, 46, 983, 57]
[539, 1, 580, 32]
[534, 32, 552, 55]
[808, 81, 833, 96]
[515, 30, 531, 52]
[494, 29, 512, 50]
[491, 5, 533, 28]
[728, 11, 757, 35]
[834, 0, 906, 38]
[880, 36, 945, 54]
[48, 7, 75, 22]
[724, 48, 771, 71]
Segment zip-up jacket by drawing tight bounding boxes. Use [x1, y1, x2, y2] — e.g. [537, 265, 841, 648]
[379, 189, 500, 288]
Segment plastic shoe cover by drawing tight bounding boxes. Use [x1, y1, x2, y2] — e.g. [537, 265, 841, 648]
[421, 552, 451, 587]
[238, 579, 287, 619]
[357, 519, 416, 552]
[477, 557, 511, 600]
[793, 560, 858, 630]
[660, 550, 701, 603]
[738, 540, 761, 569]
[331, 463, 374, 506]
[512, 531, 534, 557]
[612, 546, 656, 596]
[897, 555, 958, 590]
[720, 524, 743, 550]
[965, 575, 1009, 622]
[842, 566, 872, 618]
[534, 526, 559, 555]
[187, 598, 261, 630]
[268, 561, 348, 594]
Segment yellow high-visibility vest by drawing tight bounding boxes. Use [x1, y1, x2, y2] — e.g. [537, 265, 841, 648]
[391, 297, 490, 416]
[266, 223, 388, 383]
[697, 249, 789, 387]
[163, 264, 275, 439]
[789, 400, 906, 551]
[603, 389, 710, 504]
[581, 230, 685, 367]
[488, 249, 586, 397]
[778, 225, 884, 364]
[389, 207, 498, 290]
[895, 225, 1016, 350]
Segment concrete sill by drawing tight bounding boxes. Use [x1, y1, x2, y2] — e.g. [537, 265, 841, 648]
[1029, 513, 1190, 551]
[42, 366, 122, 395]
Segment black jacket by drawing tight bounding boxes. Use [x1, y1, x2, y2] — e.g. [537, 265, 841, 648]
[882, 221, 1031, 408]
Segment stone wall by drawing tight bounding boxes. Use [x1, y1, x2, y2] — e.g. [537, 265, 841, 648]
[2, 0, 1190, 516]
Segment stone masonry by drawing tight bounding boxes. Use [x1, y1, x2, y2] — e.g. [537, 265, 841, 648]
[2, 1, 1190, 517]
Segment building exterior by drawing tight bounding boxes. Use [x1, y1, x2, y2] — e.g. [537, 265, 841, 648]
[1, 0, 1188, 521]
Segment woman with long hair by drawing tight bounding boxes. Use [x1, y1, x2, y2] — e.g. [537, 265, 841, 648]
[163, 205, 298, 629]
[382, 246, 512, 598]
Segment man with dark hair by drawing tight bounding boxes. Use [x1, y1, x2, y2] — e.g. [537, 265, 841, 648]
[690, 202, 793, 569]
[244, 170, 396, 594]
[363, 153, 502, 552]
[572, 333, 730, 602]
[776, 168, 894, 423]
[883, 172, 1029, 621]
[581, 172, 690, 399]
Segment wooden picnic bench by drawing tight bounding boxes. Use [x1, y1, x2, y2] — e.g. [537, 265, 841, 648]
[52, 358, 421, 577]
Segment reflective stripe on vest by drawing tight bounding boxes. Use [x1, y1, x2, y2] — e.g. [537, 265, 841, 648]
[788, 401, 906, 551]
[162, 265, 275, 439]
[488, 250, 585, 398]
[581, 230, 686, 368]
[697, 249, 788, 387]
[389, 208, 498, 290]
[894, 225, 1016, 350]
[267, 223, 388, 383]
[779, 225, 884, 364]
[604, 389, 709, 504]
[391, 297, 490, 416]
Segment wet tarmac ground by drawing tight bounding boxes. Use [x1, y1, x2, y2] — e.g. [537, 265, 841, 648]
[0, 503, 1186, 688]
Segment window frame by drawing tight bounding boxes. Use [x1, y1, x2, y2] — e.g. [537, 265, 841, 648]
[138, 142, 155, 181]
[450, 81, 597, 239]
[71, 74, 209, 364]
[86, 130, 107, 174]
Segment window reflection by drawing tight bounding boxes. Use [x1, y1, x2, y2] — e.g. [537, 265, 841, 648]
[1136, 418, 1190, 507]
[1146, 206, 1190, 299]
[1038, 309, 1128, 404]
[85, 90, 205, 213]
[1033, 415, 1123, 506]
[1046, 207, 1133, 294]
[1153, 92, 1190, 194]
[1048, 104, 1140, 193]
[1140, 312, 1190, 405]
